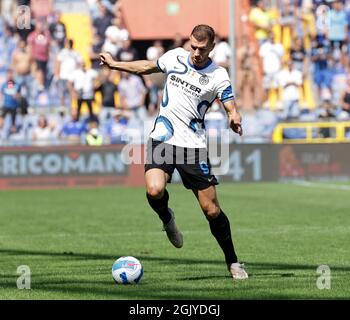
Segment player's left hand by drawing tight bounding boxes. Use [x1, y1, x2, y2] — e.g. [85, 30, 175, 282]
[228, 110, 243, 136]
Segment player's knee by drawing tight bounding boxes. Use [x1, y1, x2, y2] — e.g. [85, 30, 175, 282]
[201, 202, 221, 220]
[146, 185, 165, 199]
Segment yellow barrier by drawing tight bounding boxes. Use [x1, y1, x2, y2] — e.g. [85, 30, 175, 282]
[272, 121, 350, 144]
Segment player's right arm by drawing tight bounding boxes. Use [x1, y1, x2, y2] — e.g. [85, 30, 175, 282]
[99, 52, 160, 75]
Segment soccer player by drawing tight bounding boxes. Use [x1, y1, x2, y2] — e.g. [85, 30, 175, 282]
[100, 25, 248, 280]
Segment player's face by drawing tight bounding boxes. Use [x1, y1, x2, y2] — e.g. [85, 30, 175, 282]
[189, 36, 214, 68]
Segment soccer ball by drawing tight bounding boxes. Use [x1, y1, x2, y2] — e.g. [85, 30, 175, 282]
[112, 256, 144, 284]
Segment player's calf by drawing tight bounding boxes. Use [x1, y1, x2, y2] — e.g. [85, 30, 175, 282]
[146, 189, 172, 225]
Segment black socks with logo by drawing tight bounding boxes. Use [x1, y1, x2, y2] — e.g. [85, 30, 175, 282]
[146, 189, 172, 225]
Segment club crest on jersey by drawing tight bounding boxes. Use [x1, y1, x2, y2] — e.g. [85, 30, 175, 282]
[199, 75, 209, 86]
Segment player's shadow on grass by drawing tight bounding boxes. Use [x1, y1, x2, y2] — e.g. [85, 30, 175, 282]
[0, 248, 225, 264]
[1, 248, 349, 299]
[1, 248, 350, 273]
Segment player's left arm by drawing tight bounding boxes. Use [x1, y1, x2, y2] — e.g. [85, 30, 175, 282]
[222, 99, 243, 136]
[216, 69, 243, 136]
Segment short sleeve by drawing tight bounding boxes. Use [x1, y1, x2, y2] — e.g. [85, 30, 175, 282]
[156, 48, 181, 73]
[216, 69, 235, 103]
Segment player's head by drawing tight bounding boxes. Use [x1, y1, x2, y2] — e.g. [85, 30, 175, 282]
[189, 24, 215, 68]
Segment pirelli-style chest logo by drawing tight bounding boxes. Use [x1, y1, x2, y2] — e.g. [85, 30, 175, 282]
[199, 75, 209, 86]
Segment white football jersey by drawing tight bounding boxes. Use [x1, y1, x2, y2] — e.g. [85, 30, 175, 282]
[150, 47, 234, 148]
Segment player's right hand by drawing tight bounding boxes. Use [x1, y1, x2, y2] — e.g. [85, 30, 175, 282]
[99, 52, 114, 68]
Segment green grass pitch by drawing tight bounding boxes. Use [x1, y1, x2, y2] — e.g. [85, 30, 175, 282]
[0, 182, 349, 300]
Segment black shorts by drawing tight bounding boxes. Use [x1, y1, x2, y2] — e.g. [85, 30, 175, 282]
[144, 139, 219, 190]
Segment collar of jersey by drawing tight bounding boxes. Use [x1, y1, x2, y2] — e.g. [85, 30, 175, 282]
[187, 56, 212, 70]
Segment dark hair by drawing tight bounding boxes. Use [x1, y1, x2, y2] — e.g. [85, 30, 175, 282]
[191, 25, 215, 44]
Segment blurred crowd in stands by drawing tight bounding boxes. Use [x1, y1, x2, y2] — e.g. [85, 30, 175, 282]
[1, 0, 350, 146]
[240, 0, 350, 140]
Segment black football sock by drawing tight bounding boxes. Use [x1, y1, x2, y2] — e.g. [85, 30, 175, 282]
[146, 189, 172, 225]
[208, 210, 238, 265]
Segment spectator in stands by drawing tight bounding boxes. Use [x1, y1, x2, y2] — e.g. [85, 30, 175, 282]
[60, 108, 88, 144]
[87, 0, 100, 20]
[31, 68, 50, 107]
[68, 61, 99, 120]
[7, 123, 26, 146]
[310, 37, 333, 103]
[32, 114, 58, 146]
[259, 32, 284, 106]
[90, 30, 104, 70]
[118, 71, 147, 120]
[278, 60, 303, 120]
[144, 41, 166, 112]
[103, 16, 129, 58]
[249, 0, 273, 45]
[11, 39, 32, 95]
[209, 35, 232, 70]
[327, 0, 349, 68]
[27, 19, 51, 84]
[315, 4, 330, 44]
[294, 1, 316, 50]
[0, 69, 21, 126]
[86, 118, 103, 146]
[290, 37, 309, 75]
[290, 36, 309, 99]
[101, 0, 117, 16]
[104, 108, 129, 144]
[55, 38, 83, 108]
[3, 24, 18, 64]
[236, 34, 260, 108]
[93, 2, 113, 39]
[49, 106, 69, 134]
[48, 10, 67, 49]
[146, 40, 164, 62]
[116, 38, 138, 62]
[329, 52, 347, 105]
[95, 67, 119, 123]
[317, 99, 337, 119]
[0, 0, 16, 26]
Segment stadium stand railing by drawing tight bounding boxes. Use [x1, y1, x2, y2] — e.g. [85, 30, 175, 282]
[272, 121, 350, 144]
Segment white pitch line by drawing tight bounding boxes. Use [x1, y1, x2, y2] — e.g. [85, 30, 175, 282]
[292, 181, 350, 191]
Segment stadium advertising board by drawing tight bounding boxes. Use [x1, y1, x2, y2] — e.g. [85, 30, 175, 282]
[161, 144, 350, 183]
[0, 145, 129, 189]
[0, 144, 349, 189]
[277, 144, 350, 182]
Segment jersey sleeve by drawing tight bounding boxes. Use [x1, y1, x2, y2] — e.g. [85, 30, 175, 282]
[216, 69, 235, 103]
[156, 48, 181, 73]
